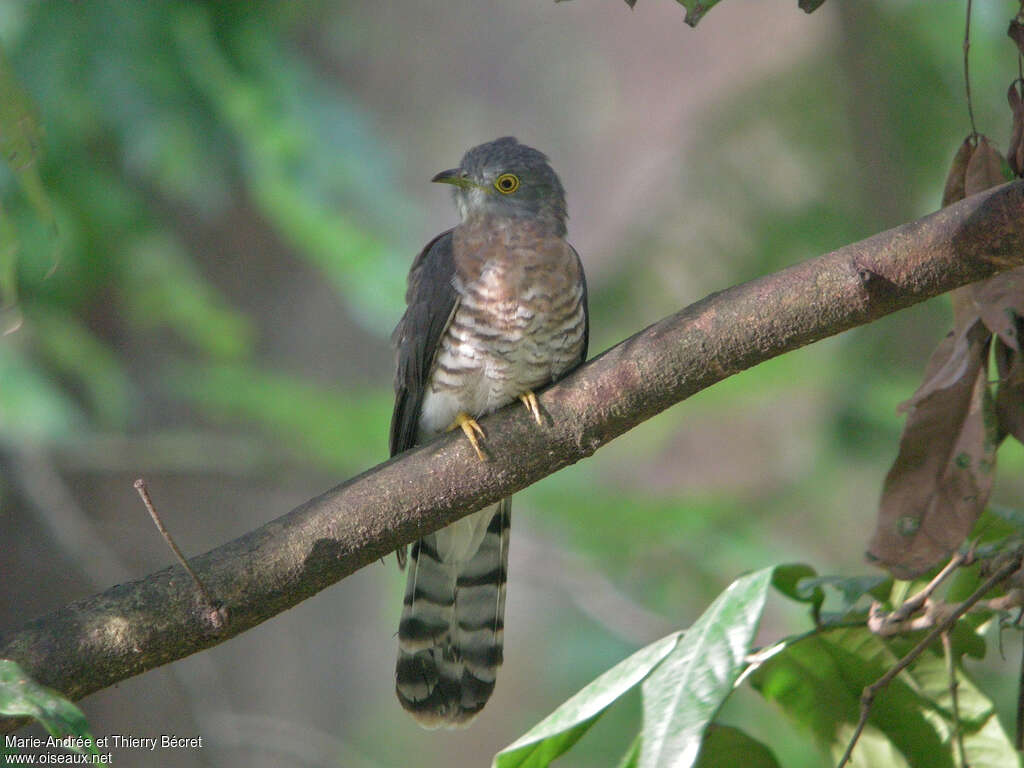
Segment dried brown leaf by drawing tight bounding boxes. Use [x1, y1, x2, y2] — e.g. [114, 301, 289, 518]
[873, 136, 1012, 578]
[996, 332, 1024, 443]
[1009, 19, 1024, 58]
[967, 266, 1024, 350]
[942, 138, 973, 207]
[965, 135, 1008, 196]
[1008, 81, 1024, 177]
[901, 319, 980, 408]
[952, 140, 1021, 351]
[869, 325, 996, 578]
[950, 284, 977, 332]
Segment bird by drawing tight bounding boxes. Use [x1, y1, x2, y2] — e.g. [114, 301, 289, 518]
[390, 137, 589, 728]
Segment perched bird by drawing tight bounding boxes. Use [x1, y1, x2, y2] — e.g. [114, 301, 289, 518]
[390, 137, 589, 727]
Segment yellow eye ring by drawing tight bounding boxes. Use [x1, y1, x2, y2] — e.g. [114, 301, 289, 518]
[494, 173, 520, 194]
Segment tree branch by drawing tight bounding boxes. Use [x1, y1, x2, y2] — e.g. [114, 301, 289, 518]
[3, 181, 1024, 732]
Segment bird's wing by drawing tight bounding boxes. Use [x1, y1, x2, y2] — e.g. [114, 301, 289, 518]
[389, 229, 459, 458]
[571, 243, 589, 367]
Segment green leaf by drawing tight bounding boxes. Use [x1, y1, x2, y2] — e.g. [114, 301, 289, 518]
[0, 659, 98, 756]
[615, 733, 641, 768]
[766, 628, 953, 766]
[772, 564, 823, 617]
[694, 725, 781, 768]
[749, 629, 907, 763]
[795, 573, 892, 626]
[897, 644, 1017, 767]
[833, 725, 912, 768]
[748, 625, 1017, 767]
[799, 574, 890, 607]
[493, 631, 682, 768]
[640, 567, 775, 768]
[675, 0, 723, 27]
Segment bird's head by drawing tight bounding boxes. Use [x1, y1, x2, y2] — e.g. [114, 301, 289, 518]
[432, 137, 567, 235]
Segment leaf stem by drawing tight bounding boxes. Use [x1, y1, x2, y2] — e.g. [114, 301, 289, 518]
[964, 0, 978, 141]
[942, 631, 969, 768]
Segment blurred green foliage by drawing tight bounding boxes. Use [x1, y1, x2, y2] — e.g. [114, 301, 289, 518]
[0, 0, 408, 456]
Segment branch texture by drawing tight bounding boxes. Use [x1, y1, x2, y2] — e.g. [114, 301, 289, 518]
[3, 181, 1024, 730]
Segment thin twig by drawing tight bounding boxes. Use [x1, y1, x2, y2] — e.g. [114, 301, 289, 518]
[134, 478, 226, 631]
[836, 551, 1023, 768]
[964, 0, 978, 140]
[983, 588, 1024, 612]
[869, 597, 956, 636]
[943, 631, 969, 768]
[892, 550, 968, 623]
[867, 549, 970, 637]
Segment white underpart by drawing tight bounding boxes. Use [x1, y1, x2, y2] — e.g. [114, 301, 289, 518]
[432, 508, 494, 564]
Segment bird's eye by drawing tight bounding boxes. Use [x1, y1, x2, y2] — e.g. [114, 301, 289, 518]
[494, 173, 520, 194]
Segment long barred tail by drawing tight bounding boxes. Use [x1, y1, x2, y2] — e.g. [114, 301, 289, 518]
[395, 500, 510, 728]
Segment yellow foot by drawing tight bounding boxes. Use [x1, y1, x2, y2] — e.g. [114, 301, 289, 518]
[448, 412, 487, 461]
[519, 391, 543, 425]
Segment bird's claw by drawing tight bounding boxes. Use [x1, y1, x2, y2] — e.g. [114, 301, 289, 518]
[519, 391, 543, 425]
[449, 412, 488, 461]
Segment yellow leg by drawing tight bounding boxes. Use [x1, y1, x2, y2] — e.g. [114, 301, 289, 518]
[448, 412, 487, 461]
[519, 390, 543, 425]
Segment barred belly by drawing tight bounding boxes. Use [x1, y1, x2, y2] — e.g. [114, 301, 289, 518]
[417, 268, 586, 441]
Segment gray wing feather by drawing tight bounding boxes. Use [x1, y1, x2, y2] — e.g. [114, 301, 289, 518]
[390, 230, 459, 457]
[568, 244, 589, 371]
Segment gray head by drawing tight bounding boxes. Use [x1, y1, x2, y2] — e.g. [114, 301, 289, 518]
[432, 137, 567, 236]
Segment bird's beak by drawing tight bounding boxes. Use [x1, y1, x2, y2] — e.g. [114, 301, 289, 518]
[431, 168, 475, 189]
